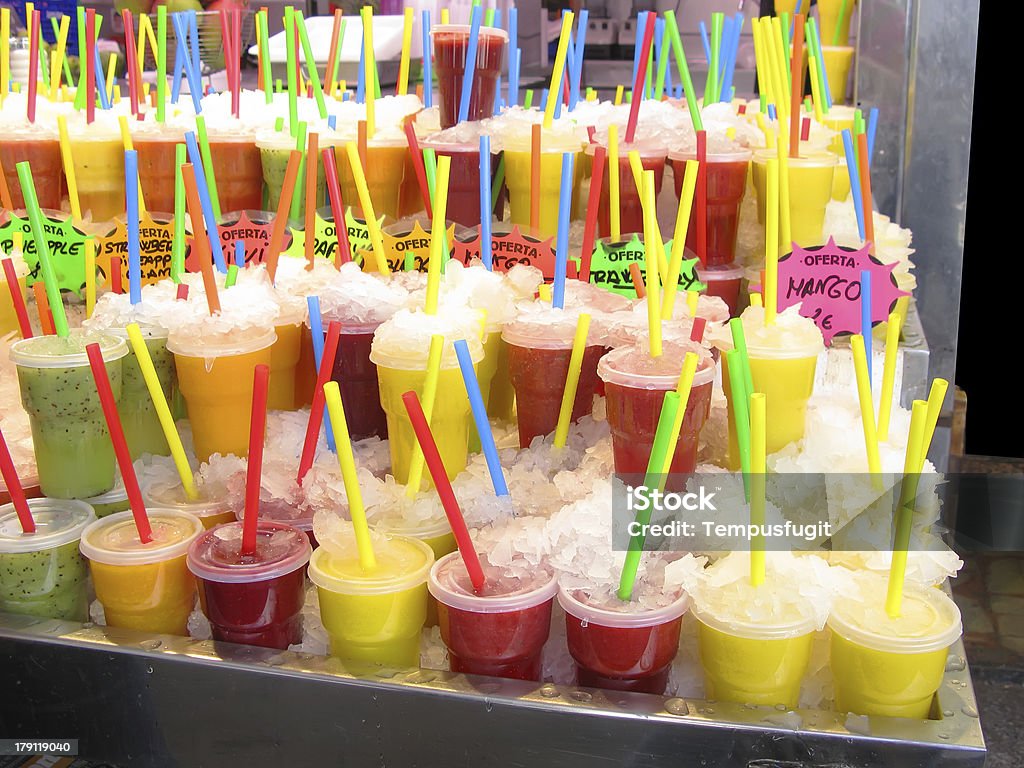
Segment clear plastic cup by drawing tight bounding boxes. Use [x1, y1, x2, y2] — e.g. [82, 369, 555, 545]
[0, 132, 65, 210]
[144, 480, 237, 529]
[0, 469, 41, 506]
[233, 497, 317, 549]
[377, 514, 456, 626]
[106, 325, 174, 459]
[429, 552, 557, 681]
[504, 144, 584, 238]
[431, 25, 509, 129]
[0, 499, 96, 621]
[80, 508, 204, 635]
[696, 261, 745, 317]
[68, 133, 126, 222]
[187, 520, 312, 649]
[587, 141, 668, 239]
[559, 584, 690, 694]
[751, 150, 837, 248]
[334, 138, 408, 221]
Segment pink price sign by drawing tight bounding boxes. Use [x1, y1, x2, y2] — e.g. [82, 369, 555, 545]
[777, 238, 909, 344]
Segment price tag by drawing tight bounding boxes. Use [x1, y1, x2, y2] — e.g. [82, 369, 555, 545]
[452, 225, 572, 279]
[215, 210, 279, 266]
[588, 234, 702, 298]
[0, 212, 92, 295]
[371, 220, 457, 273]
[97, 213, 177, 290]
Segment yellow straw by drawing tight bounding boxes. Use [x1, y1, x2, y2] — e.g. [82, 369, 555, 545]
[764, 157, 779, 325]
[750, 293, 763, 307]
[851, 334, 882, 480]
[113, 86, 121, 104]
[770, 17, 790, 113]
[361, 6, 377, 137]
[686, 290, 699, 317]
[749, 391, 767, 586]
[759, 19, 780, 115]
[425, 154, 452, 314]
[777, 122, 792, 249]
[643, 171, 662, 358]
[56, 116, 81, 221]
[323, 381, 377, 571]
[405, 334, 445, 497]
[553, 313, 591, 448]
[49, 15, 70, 98]
[763, 122, 776, 150]
[440, 8, 449, 24]
[106, 53, 118, 103]
[543, 11, 574, 129]
[126, 324, 198, 501]
[885, 399, 927, 617]
[663, 159, 699, 320]
[752, 19, 771, 107]
[877, 311, 902, 442]
[614, 85, 624, 105]
[85, 238, 96, 319]
[344, 141, 389, 275]
[1, 8, 9, 102]
[627, 149, 644, 201]
[659, 351, 699, 478]
[139, 14, 158, 74]
[397, 7, 414, 96]
[119, 116, 147, 216]
[919, 378, 949, 472]
[609, 124, 621, 241]
[538, 283, 552, 303]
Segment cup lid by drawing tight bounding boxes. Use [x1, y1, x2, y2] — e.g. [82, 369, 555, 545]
[598, 340, 715, 389]
[753, 149, 838, 168]
[557, 583, 690, 628]
[828, 583, 963, 654]
[308, 534, 434, 595]
[237, 498, 314, 531]
[428, 551, 557, 613]
[143, 481, 229, 519]
[166, 327, 277, 357]
[187, 521, 312, 584]
[0, 499, 96, 553]
[668, 147, 752, 163]
[429, 23, 509, 42]
[695, 262, 746, 281]
[10, 331, 129, 369]
[79, 508, 205, 566]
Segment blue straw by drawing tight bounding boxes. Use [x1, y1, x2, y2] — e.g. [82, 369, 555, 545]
[699, 20, 711, 64]
[458, 5, 483, 124]
[493, 74, 503, 112]
[479, 135, 492, 270]
[234, 240, 245, 268]
[189, 12, 201, 82]
[125, 150, 142, 305]
[539, 88, 548, 112]
[632, 12, 648, 87]
[720, 15, 743, 102]
[842, 129, 865, 240]
[172, 13, 202, 113]
[171, 27, 184, 102]
[327, 114, 337, 130]
[307, 296, 336, 451]
[508, 9, 519, 105]
[768, 103, 777, 121]
[93, 48, 111, 109]
[454, 340, 509, 497]
[718, 16, 733, 81]
[569, 9, 588, 109]
[356, 43, 365, 103]
[184, 132, 227, 273]
[867, 107, 879, 166]
[861, 270, 872, 381]
[814, 22, 833, 109]
[421, 10, 433, 108]
[552, 152, 574, 309]
[675, 84, 684, 99]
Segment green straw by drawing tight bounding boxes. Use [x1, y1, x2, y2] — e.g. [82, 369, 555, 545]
[807, 18, 829, 115]
[854, 108, 865, 136]
[626, 89, 632, 103]
[490, 155, 505, 214]
[290, 122, 307, 222]
[523, 89, 533, 108]
[423, 148, 450, 268]
[225, 264, 239, 287]
[725, 349, 752, 501]
[195, 116, 221, 220]
[260, 10, 273, 104]
[276, 78, 283, 94]
[171, 143, 186, 282]
[729, 318, 755, 406]
[275, 116, 285, 132]
[15, 162, 69, 337]
[780, 12, 791, 55]
[664, 11, 703, 131]
[484, 7, 495, 26]
[156, 6, 167, 123]
[832, 0, 849, 45]
[645, 26, 654, 98]
[295, 11, 328, 119]
[617, 391, 681, 601]
[654, 22, 671, 100]
[804, 95, 812, 111]
[74, 8, 85, 111]
[705, 12, 723, 104]
[284, 8, 298, 136]
[328, 19, 347, 95]
[37, 24, 50, 86]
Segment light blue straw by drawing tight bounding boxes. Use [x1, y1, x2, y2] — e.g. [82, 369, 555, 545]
[861, 270, 872, 382]
[421, 10, 433, 108]
[552, 152, 574, 309]
[458, 5, 483, 123]
[480, 135, 492, 270]
[307, 296, 336, 451]
[842, 129, 865, 240]
[125, 150, 142, 304]
[184, 132, 227, 273]
[454, 340, 509, 497]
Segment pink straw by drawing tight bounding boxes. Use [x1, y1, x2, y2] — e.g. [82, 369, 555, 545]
[297, 321, 341, 484]
[176, 283, 189, 300]
[86, 343, 152, 543]
[85, 10, 96, 125]
[690, 315, 707, 343]
[0, 427, 35, 533]
[121, 10, 140, 116]
[242, 364, 270, 555]
[322, 148, 352, 266]
[27, 10, 39, 123]
[578, 145, 606, 283]
[625, 14, 657, 143]
[402, 391, 485, 592]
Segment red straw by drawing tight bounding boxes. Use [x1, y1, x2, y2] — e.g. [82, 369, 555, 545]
[629, 261, 646, 298]
[2, 259, 33, 338]
[32, 282, 55, 335]
[530, 124, 541, 233]
[233, 8, 243, 117]
[587, 125, 596, 144]
[738, 104, 747, 115]
[578, 145, 606, 283]
[305, 132, 319, 269]
[181, 164, 221, 315]
[241, 364, 270, 555]
[800, 117, 811, 142]
[297, 320, 341, 484]
[789, 15, 805, 159]
[85, 10, 96, 125]
[401, 391, 485, 592]
[625, 14, 657, 143]
[0, 427, 35, 533]
[27, 10, 39, 123]
[86, 343, 152, 543]
[111, 256, 123, 294]
[322, 148, 352, 266]
[857, 132, 875, 251]
[403, 120, 432, 219]
[176, 283, 189, 300]
[695, 130, 708, 265]
[121, 10, 140, 117]
[266, 150, 303, 283]
[690, 315, 707, 343]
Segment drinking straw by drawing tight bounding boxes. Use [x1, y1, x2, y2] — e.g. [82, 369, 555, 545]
[552, 153, 574, 309]
[403, 122, 432, 219]
[295, 12, 328, 120]
[284, 8, 298, 134]
[306, 298, 339, 450]
[720, 13, 743, 103]
[507, 8, 518, 105]
[854, 108, 865, 138]
[403, 333, 445, 497]
[626, 150, 645, 200]
[361, 7, 377, 136]
[304, 133, 319, 270]
[391, 6, 414, 97]
[704, 13, 722, 104]
[730, 317, 755, 422]
[859, 270, 874, 379]
[633, 12, 649, 86]
[625, 17, 656, 143]
[15, 163, 68, 337]
[841, 129, 865, 239]
[49, 14, 70, 99]
[153, 7, 167, 122]
[32, 283, 53, 335]
[657, 350, 699, 481]
[110, 258, 123, 296]
[919, 378, 949, 470]
[747, 391, 767, 585]
[857, 133, 875, 251]
[628, 262, 646, 297]
[125, 150, 143, 305]
[777, 124, 792, 249]
[402, 390, 485, 591]
[420, 10, 433, 108]
[323, 382, 377, 571]
[256, 9, 271, 103]
[121, 10, 140, 116]
[876, 312, 903, 442]
[806, 18, 829, 113]
[181, 164, 221, 315]
[543, 11, 574, 129]
[26, 10, 39, 123]
[569, 9, 589, 109]
[0, 9, 9, 103]
[698, 19, 711, 64]
[322, 148, 351, 267]
[691, 316, 707, 343]
[490, 155, 505, 216]
[0, 427, 35, 533]
[618, 390, 680, 601]
[345, 142, 389, 275]
[664, 159, 699, 320]
[240, 364, 270, 555]
[764, 157, 779, 326]
[687, 290, 699, 317]
[265, 150, 302, 283]
[116, 118, 146, 216]
[290, 122, 309, 222]
[171, 144, 187, 282]
[325, 10, 343, 95]
[851, 334, 882, 479]
[789, 16, 805, 157]
[724, 348, 752, 494]
[184, 132, 226, 273]
[607, 124, 622, 241]
[578, 145, 606, 283]
[551, 313, 591, 448]
[832, 0, 849, 45]
[1, 260, 32, 339]
[867, 107, 880, 164]
[523, 89, 534, 108]
[296, 320, 342, 484]
[695, 131, 707, 264]
[530, 124, 542, 233]
[453, 340, 509, 497]
[642, 172, 662, 358]
[885, 399, 927, 617]
[86, 343, 153, 544]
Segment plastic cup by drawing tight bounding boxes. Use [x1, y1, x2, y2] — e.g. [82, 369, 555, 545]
[308, 534, 434, 666]
[483, 330, 516, 422]
[80, 508, 204, 634]
[0, 498, 95, 621]
[599, 343, 716, 477]
[504, 144, 584, 238]
[559, 585, 690, 694]
[167, 327, 277, 462]
[269, 306, 305, 411]
[696, 262, 745, 317]
[817, 0, 854, 45]
[235, 497, 318, 549]
[208, 135, 265, 214]
[589, 144, 667, 239]
[670, 149, 751, 267]
[832, 157, 852, 201]
[751, 150, 837, 249]
[0, 133, 65, 210]
[431, 25, 509, 129]
[85, 479, 131, 518]
[821, 47, 856, 104]
[503, 317, 606, 449]
[144, 480, 237, 529]
[421, 137, 499, 229]
[133, 130, 182, 214]
[295, 324, 318, 409]
[334, 140, 408, 221]
[68, 134, 126, 222]
[823, 107, 856, 156]
[11, 331, 129, 499]
[0, 256, 29, 339]
[829, 582, 963, 719]
[739, 263, 764, 313]
[106, 326, 175, 459]
[329, 322, 389, 441]
[256, 134, 326, 221]
[187, 520, 311, 649]
[693, 604, 816, 708]
[429, 552, 557, 681]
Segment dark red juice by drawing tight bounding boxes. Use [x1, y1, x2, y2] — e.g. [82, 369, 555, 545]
[330, 329, 387, 441]
[432, 26, 508, 129]
[438, 598, 553, 680]
[597, 152, 667, 238]
[697, 262, 744, 317]
[674, 155, 750, 267]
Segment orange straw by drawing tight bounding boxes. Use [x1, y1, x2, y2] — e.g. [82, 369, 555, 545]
[32, 282, 55, 335]
[265, 149, 303, 283]
[305, 132, 319, 269]
[0, 157, 12, 209]
[857, 132, 875, 250]
[530, 123, 541, 233]
[629, 261, 646, 297]
[789, 15, 805, 158]
[181, 163, 221, 315]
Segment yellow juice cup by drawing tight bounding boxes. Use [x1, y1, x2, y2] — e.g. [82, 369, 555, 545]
[143, 480, 237, 530]
[829, 579, 962, 719]
[752, 150, 837, 249]
[269, 307, 305, 411]
[69, 135, 127, 222]
[335, 140, 408, 221]
[167, 328, 277, 462]
[824, 106, 857, 155]
[503, 146, 583, 238]
[0, 258, 28, 338]
[818, 0, 856, 46]
[376, 515, 456, 627]
[822, 46, 856, 105]
[308, 534, 434, 667]
[79, 508, 204, 635]
[832, 157, 852, 201]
